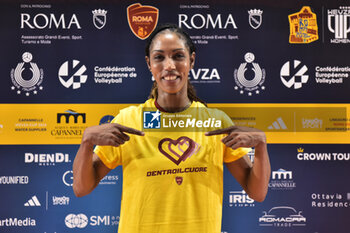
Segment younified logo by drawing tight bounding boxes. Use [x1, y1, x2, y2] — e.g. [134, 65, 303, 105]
[24, 195, 41, 207]
[127, 3, 159, 40]
[158, 136, 200, 165]
[58, 60, 87, 89]
[143, 110, 161, 129]
[288, 6, 319, 43]
[280, 60, 308, 89]
[248, 9, 263, 29]
[234, 52, 265, 96]
[92, 9, 107, 29]
[328, 6, 350, 43]
[10, 52, 43, 96]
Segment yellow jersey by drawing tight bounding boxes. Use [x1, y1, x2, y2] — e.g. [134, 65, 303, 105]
[94, 99, 250, 233]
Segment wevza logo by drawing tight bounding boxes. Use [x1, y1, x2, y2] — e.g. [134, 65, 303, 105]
[0, 217, 36, 227]
[127, 3, 159, 39]
[0, 176, 29, 185]
[328, 6, 350, 43]
[21, 13, 81, 29]
[65, 213, 119, 228]
[179, 13, 237, 29]
[297, 147, 350, 161]
[189, 68, 220, 83]
[228, 190, 254, 207]
[10, 52, 43, 96]
[269, 168, 296, 190]
[51, 110, 87, 139]
[259, 206, 306, 227]
[25, 152, 70, 166]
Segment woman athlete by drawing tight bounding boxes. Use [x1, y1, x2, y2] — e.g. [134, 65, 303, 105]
[73, 24, 270, 233]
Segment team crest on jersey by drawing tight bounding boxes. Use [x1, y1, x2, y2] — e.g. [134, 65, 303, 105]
[288, 6, 319, 43]
[158, 136, 200, 165]
[127, 3, 159, 40]
[175, 176, 183, 185]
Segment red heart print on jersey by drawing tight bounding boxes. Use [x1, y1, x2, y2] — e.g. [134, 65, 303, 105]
[158, 136, 196, 165]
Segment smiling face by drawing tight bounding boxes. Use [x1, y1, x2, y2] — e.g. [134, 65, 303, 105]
[146, 31, 195, 95]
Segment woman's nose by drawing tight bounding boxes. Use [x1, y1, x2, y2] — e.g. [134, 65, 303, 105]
[164, 58, 175, 70]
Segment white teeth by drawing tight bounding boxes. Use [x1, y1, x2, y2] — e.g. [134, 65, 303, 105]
[164, 76, 177, 81]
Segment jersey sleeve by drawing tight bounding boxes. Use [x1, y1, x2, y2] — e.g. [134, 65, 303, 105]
[94, 113, 123, 170]
[220, 112, 252, 163]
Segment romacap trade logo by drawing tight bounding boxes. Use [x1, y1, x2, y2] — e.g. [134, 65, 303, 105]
[127, 3, 159, 40]
[289, 6, 318, 43]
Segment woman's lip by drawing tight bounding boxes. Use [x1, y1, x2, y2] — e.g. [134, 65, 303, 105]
[163, 75, 179, 81]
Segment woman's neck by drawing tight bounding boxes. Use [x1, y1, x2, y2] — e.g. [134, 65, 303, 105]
[156, 91, 191, 113]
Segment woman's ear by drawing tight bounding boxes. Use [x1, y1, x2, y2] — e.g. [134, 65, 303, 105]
[145, 56, 151, 71]
[190, 52, 196, 69]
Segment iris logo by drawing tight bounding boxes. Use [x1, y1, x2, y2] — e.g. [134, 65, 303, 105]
[143, 110, 161, 129]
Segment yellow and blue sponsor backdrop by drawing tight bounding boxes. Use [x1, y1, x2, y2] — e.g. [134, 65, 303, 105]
[0, 0, 349, 232]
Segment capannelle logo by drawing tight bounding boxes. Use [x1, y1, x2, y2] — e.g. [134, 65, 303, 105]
[127, 3, 159, 40]
[158, 136, 200, 165]
[234, 52, 265, 96]
[288, 6, 318, 43]
[10, 52, 43, 96]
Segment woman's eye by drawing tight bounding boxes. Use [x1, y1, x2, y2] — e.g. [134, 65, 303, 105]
[174, 53, 185, 59]
[153, 55, 164, 60]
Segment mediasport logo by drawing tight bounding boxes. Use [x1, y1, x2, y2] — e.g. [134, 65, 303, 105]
[65, 213, 119, 229]
[142, 107, 222, 132]
[0, 217, 36, 227]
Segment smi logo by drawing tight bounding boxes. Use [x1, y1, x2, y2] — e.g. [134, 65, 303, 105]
[21, 13, 81, 29]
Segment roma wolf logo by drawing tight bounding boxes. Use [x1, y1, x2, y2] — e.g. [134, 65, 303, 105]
[248, 9, 263, 29]
[92, 9, 107, 29]
[127, 3, 159, 40]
